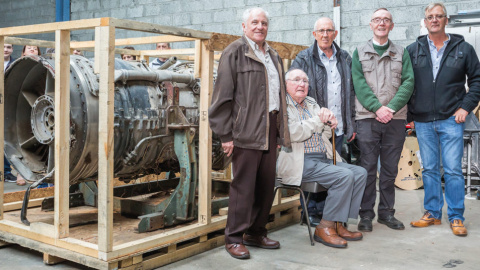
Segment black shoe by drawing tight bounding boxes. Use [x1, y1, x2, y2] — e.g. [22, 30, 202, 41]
[303, 214, 322, 227]
[358, 217, 373, 232]
[4, 174, 16, 182]
[378, 215, 405, 230]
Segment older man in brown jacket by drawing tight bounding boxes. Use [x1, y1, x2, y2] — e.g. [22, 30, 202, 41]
[209, 7, 290, 259]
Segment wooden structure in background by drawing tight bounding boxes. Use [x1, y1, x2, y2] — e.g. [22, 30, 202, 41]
[395, 137, 423, 190]
[0, 18, 307, 269]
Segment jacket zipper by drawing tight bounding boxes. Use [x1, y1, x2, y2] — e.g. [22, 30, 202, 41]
[433, 78, 436, 121]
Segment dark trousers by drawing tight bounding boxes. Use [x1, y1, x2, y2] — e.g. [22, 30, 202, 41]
[225, 113, 277, 244]
[334, 134, 344, 155]
[356, 119, 405, 219]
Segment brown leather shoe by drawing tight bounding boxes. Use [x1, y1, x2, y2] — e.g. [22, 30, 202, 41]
[410, 212, 441, 227]
[243, 234, 280, 249]
[225, 243, 250, 259]
[314, 226, 347, 248]
[336, 222, 363, 241]
[450, 220, 467, 236]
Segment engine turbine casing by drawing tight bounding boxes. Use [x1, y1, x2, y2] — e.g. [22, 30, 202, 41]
[4, 55, 229, 184]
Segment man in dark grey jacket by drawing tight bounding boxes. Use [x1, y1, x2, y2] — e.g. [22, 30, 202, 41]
[290, 17, 356, 226]
[291, 17, 356, 151]
[408, 2, 480, 236]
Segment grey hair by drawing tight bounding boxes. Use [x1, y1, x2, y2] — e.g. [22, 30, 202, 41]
[313, 17, 336, 31]
[371, 8, 393, 22]
[285, 69, 308, 81]
[425, 2, 447, 17]
[242, 7, 270, 23]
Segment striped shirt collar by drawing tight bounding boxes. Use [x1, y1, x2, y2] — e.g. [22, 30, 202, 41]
[245, 35, 270, 53]
[287, 94, 307, 109]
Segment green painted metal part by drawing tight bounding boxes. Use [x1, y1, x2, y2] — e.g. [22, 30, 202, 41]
[79, 181, 98, 207]
[137, 128, 198, 232]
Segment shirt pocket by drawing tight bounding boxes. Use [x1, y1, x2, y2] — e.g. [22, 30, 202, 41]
[360, 60, 375, 73]
[444, 53, 464, 70]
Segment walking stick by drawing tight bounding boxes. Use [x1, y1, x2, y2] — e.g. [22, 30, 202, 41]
[332, 128, 336, 165]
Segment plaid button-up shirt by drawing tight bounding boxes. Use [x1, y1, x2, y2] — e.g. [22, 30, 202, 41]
[288, 95, 326, 153]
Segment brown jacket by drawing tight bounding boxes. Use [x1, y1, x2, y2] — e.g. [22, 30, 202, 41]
[209, 36, 291, 150]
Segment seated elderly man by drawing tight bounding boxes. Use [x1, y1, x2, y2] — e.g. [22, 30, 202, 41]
[277, 69, 367, 248]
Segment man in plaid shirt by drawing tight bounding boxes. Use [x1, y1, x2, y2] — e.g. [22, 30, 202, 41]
[277, 69, 367, 248]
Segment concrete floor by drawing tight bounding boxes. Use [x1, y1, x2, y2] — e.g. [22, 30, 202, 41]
[1, 188, 479, 269]
[3, 181, 29, 192]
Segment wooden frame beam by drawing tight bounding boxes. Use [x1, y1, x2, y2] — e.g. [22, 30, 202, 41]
[109, 18, 212, 39]
[139, 48, 195, 57]
[207, 32, 307, 59]
[194, 40, 202, 79]
[0, 36, 4, 221]
[54, 29, 71, 239]
[198, 40, 213, 225]
[0, 18, 104, 36]
[71, 35, 195, 49]
[96, 25, 115, 253]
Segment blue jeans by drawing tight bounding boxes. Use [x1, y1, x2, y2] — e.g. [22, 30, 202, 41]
[415, 116, 465, 222]
[4, 155, 12, 175]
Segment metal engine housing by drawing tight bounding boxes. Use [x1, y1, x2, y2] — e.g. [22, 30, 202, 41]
[4, 55, 229, 184]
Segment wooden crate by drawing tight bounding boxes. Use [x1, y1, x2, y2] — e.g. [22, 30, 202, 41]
[0, 17, 307, 269]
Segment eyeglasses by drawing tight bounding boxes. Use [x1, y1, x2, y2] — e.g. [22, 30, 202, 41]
[425, 14, 447, 21]
[287, 78, 309, 84]
[371, 18, 392, 24]
[314, 29, 335, 35]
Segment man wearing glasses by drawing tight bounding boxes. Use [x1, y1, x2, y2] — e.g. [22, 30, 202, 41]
[277, 68, 366, 248]
[352, 8, 414, 232]
[290, 17, 356, 227]
[408, 3, 480, 236]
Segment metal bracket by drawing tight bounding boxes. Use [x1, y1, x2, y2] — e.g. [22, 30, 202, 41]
[41, 192, 85, 211]
[138, 212, 165, 233]
[79, 181, 98, 207]
[166, 105, 196, 131]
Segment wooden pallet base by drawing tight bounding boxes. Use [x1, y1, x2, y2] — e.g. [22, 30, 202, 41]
[117, 206, 300, 270]
[0, 197, 300, 270]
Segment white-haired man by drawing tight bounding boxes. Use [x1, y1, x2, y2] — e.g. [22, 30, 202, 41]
[209, 7, 290, 259]
[290, 17, 356, 227]
[277, 69, 366, 249]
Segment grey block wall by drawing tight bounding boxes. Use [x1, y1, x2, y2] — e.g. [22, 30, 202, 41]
[1, 0, 480, 57]
[0, 0, 55, 58]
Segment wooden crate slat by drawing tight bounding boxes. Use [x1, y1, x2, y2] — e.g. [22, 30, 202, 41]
[0, 18, 104, 36]
[96, 25, 116, 253]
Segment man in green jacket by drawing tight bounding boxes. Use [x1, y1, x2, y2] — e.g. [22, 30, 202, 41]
[352, 8, 414, 232]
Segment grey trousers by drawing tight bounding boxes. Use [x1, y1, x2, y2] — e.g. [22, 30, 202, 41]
[302, 152, 367, 222]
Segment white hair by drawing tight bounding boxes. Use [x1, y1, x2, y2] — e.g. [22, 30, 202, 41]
[313, 17, 336, 31]
[285, 69, 308, 81]
[242, 7, 270, 23]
